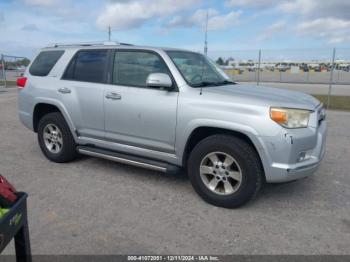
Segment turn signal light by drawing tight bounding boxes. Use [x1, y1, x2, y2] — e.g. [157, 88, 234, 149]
[270, 108, 287, 124]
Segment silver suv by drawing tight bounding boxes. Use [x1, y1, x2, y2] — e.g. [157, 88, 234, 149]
[18, 42, 327, 208]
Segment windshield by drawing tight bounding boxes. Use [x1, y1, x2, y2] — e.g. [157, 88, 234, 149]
[166, 51, 234, 87]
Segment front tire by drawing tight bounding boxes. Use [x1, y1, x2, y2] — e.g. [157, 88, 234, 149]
[37, 112, 77, 163]
[187, 135, 263, 208]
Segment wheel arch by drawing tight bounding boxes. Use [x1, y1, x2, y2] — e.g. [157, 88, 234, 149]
[182, 126, 266, 181]
[33, 103, 59, 132]
[32, 101, 77, 141]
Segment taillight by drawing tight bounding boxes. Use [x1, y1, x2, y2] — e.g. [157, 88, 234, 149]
[17, 77, 27, 89]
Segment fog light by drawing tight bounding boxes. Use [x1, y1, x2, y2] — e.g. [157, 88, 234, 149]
[297, 152, 306, 162]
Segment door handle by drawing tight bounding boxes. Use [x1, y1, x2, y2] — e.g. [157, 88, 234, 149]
[58, 87, 71, 94]
[105, 92, 122, 100]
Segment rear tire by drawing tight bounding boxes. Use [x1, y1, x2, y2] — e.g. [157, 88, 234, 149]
[37, 112, 77, 163]
[187, 134, 263, 208]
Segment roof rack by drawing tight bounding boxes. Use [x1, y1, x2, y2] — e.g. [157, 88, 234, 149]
[46, 41, 133, 48]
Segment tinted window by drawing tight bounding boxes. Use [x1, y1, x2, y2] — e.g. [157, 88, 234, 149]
[63, 50, 108, 83]
[113, 51, 168, 87]
[29, 50, 64, 76]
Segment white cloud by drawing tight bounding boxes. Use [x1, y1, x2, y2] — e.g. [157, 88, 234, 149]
[22, 0, 59, 7]
[278, 0, 315, 14]
[226, 0, 279, 8]
[235, 0, 350, 45]
[21, 24, 39, 31]
[0, 6, 99, 58]
[296, 17, 350, 44]
[226, 0, 350, 20]
[208, 10, 242, 30]
[297, 18, 350, 34]
[168, 9, 218, 28]
[168, 9, 242, 31]
[96, 0, 200, 30]
[329, 37, 347, 44]
[258, 20, 286, 41]
[278, 0, 350, 20]
[277, 0, 350, 44]
[16, 0, 98, 23]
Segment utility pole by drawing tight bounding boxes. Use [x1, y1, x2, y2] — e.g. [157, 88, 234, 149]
[257, 49, 261, 86]
[327, 48, 336, 109]
[204, 10, 208, 55]
[1, 54, 6, 88]
[108, 26, 111, 41]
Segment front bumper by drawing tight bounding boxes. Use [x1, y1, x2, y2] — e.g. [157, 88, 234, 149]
[259, 110, 327, 183]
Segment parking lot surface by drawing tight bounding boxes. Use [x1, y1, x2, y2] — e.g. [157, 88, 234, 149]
[249, 82, 350, 96]
[1, 88, 350, 255]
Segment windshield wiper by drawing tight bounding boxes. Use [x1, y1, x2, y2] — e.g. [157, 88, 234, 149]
[214, 80, 237, 85]
[192, 80, 236, 87]
[191, 81, 218, 87]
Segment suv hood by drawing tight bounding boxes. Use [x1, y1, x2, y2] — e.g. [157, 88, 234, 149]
[203, 84, 320, 110]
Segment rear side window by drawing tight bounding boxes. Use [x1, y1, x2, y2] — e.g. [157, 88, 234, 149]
[29, 50, 64, 76]
[63, 50, 108, 83]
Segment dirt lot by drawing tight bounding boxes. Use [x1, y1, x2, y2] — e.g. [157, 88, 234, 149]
[0, 88, 350, 255]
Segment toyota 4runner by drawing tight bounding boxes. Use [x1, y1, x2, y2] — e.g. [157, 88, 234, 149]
[18, 42, 327, 208]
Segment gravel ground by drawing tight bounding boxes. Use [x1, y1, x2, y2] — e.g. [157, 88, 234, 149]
[0, 88, 349, 255]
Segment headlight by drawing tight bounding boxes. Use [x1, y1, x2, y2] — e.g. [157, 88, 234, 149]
[270, 107, 311, 128]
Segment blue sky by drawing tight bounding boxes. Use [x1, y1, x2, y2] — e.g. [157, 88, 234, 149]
[0, 0, 350, 59]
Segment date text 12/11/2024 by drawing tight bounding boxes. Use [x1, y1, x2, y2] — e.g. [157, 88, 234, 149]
[127, 255, 220, 261]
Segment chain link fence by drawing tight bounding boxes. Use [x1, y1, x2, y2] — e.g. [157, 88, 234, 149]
[208, 48, 350, 110]
[0, 54, 30, 89]
[209, 48, 350, 85]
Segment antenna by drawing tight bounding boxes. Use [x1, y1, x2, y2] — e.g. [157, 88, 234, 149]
[108, 26, 111, 41]
[204, 10, 208, 56]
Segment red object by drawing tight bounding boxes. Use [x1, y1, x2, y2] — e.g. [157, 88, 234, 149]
[0, 175, 17, 206]
[17, 77, 27, 89]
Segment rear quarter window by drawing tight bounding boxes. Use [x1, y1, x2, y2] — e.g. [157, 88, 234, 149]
[29, 50, 64, 76]
[62, 50, 108, 83]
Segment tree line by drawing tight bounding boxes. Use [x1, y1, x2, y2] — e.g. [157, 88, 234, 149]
[1, 58, 31, 70]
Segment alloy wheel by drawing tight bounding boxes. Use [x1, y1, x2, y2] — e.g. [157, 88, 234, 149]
[199, 151, 242, 195]
[43, 124, 63, 154]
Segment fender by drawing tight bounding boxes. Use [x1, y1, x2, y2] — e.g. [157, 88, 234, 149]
[33, 97, 79, 141]
[176, 119, 269, 175]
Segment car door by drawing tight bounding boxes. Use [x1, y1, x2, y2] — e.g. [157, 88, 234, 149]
[59, 49, 109, 140]
[104, 50, 179, 154]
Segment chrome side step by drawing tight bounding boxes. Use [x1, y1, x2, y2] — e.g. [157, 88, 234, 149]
[77, 146, 178, 173]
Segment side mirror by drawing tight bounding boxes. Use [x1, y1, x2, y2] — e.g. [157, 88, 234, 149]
[146, 73, 173, 90]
